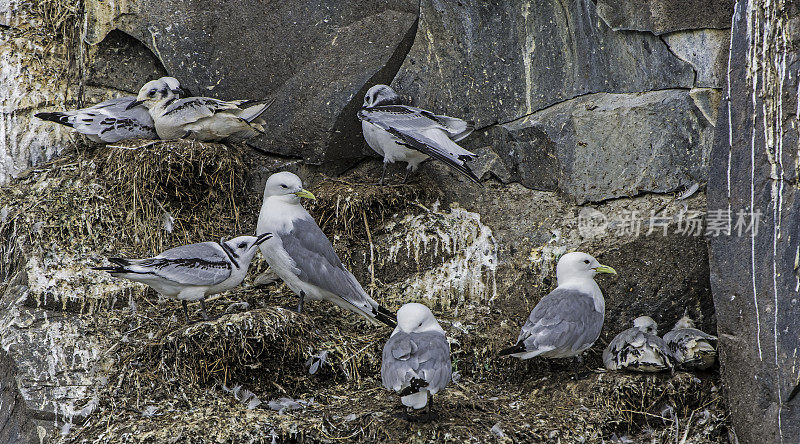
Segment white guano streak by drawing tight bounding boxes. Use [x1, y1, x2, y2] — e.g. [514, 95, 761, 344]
[746, 0, 763, 361]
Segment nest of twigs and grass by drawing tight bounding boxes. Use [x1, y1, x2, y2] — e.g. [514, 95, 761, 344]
[0, 142, 729, 442]
[0, 140, 248, 290]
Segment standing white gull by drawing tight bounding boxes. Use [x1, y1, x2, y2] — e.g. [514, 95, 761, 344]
[662, 316, 717, 370]
[256, 171, 396, 327]
[499, 252, 616, 359]
[381, 303, 451, 412]
[35, 77, 184, 143]
[357, 84, 479, 184]
[129, 78, 271, 142]
[94, 233, 271, 322]
[603, 316, 674, 372]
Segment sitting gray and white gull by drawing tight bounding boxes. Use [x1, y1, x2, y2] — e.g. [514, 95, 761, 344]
[129, 78, 271, 141]
[35, 77, 184, 143]
[256, 172, 396, 327]
[94, 233, 271, 322]
[381, 303, 451, 412]
[357, 84, 479, 184]
[499, 252, 617, 360]
[603, 316, 675, 372]
[663, 316, 717, 370]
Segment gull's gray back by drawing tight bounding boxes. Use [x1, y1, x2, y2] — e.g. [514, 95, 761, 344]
[360, 105, 472, 139]
[381, 331, 451, 393]
[144, 241, 232, 286]
[160, 97, 237, 121]
[519, 287, 604, 357]
[278, 218, 377, 313]
[73, 97, 157, 142]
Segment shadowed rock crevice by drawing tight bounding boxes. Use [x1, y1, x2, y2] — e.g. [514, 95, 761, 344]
[326, 15, 420, 174]
[86, 29, 169, 94]
[0, 349, 37, 444]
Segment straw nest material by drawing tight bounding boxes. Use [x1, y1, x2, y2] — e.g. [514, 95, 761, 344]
[0, 142, 728, 442]
[0, 141, 247, 287]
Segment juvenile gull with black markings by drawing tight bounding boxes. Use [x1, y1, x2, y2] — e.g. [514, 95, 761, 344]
[381, 303, 451, 412]
[256, 172, 396, 327]
[358, 84, 479, 184]
[499, 252, 617, 360]
[94, 233, 271, 322]
[603, 316, 675, 372]
[35, 77, 183, 143]
[663, 316, 717, 370]
[130, 78, 271, 142]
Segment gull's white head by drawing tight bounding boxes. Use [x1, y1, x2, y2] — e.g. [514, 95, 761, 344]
[555, 252, 617, 284]
[633, 316, 658, 334]
[263, 171, 316, 204]
[673, 315, 696, 330]
[395, 303, 444, 335]
[220, 233, 272, 268]
[130, 78, 178, 109]
[159, 76, 187, 96]
[363, 84, 402, 108]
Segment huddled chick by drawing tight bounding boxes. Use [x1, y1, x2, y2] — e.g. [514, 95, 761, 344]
[603, 316, 674, 373]
[663, 316, 717, 370]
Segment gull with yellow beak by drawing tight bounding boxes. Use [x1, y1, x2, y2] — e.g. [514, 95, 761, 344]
[256, 172, 396, 327]
[499, 252, 617, 360]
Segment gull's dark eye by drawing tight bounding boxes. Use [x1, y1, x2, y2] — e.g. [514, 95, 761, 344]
[584, 260, 590, 264]
[238, 242, 247, 249]
[147, 89, 157, 97]
[280, 184, 288, 189]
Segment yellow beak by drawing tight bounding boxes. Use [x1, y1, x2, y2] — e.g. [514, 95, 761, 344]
[594, 264, 617, 275]
[294, 189, 316, 200]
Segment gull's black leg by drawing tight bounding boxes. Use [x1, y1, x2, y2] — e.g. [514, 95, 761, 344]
[402, 166, 414, 184]
[297, 291, 306, 313]
[182, 301, 191, 324]
[199, 300, 210, 321]
[377, 162, 388, 185]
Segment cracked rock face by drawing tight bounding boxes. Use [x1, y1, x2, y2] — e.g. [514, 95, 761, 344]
[1, 0, 739, 440]
[596, 0, 735, 34]
[501, 89, 715, 204]
[707, 0, 800, 441]
[84, 0, 419, 167]
[391, 0, 694, 129]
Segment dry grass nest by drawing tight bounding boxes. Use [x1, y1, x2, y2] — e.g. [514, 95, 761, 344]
[0, 143, 729, 442]
[68, 278, 729, 443]
[0, 140, 248, 287]
[307, 175, 439, 238]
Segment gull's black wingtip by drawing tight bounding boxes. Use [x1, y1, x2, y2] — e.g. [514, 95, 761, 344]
[498, 343, 525, 357]
[376, 305, 397, 328]
[35, 112, 73, 127]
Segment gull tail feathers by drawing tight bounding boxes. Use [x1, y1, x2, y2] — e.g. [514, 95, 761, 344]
[35, 112, 74, 127]
[399, 377, 429, 397]
[449, 120, 475, 142]
[238, 98, 275, 123]
[93, 257, 136, 273]
[431, 114, 474, 141]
